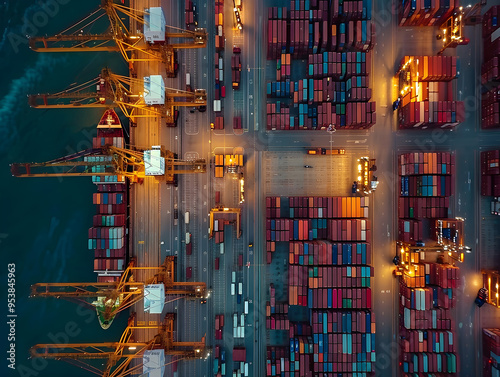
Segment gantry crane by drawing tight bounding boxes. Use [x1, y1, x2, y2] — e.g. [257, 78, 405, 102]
[28, 0, 207, 76]
[209, 207, 242, 239]
[30, 314, 208, 377]
[11, 143, 206, 185]
[437, 3, 484, 55]
[28, 68, 206, 125]
[30, 257, 207, 330]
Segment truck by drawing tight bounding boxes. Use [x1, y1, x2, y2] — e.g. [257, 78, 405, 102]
[185, 73, 192, 92]
[184, 211, 190, 224]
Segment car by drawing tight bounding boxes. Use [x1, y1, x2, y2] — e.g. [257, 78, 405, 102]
[351, 181, 358, 193]
[200, 299, 207, 304]
[198, 105, 206, 112]
[475, 288, 488, 307]
[304, 165, 313, 168]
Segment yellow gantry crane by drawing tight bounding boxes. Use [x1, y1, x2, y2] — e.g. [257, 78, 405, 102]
[209, 206, 242, 239]
[10, 144, 206, 184]
[28, 0, 207, 76]
[28, 68, 206, 125]
[30, 314, 208, 377]
[30, 257, 207, 329]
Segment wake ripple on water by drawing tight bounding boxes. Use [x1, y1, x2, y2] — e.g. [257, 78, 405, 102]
[0, 54, 62, 155]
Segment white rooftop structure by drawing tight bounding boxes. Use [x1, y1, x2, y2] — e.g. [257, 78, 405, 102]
[144, 7, 166, 43]
[144, 75, 165, 105]
[143, 350, 165, 377]
[144, 148, 165, 176]
[143, 284, 165, 313]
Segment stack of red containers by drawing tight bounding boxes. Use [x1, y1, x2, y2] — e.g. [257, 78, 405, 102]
[398, 152, 455, 241]
[398, 263, 459, 375]
[481, 86, 500, 129]
[266, 0, 376, 131]
[481, 150, 500, 196]
[213, 115, 224, 130]
[184, 0, 195, 27]
[483, 328, 500, 376]
[215, 314, 224, 340]
[233, 116, 242, 129]
[398, 0, 455, 27]
[265, 196, 376, 375]
[482, 6, 500, 85]
[212, 219, 224, 244]
[397, 56, 464, 129]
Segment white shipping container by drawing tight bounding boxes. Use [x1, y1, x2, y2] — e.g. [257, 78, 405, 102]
[185, 211, 190, 224]
[218, 25, 223, 36]
[233, 327, 238, 338]
[219, 68, 223, 82]
[238, 282, 242, 295]
[186, 73, 191, 86]
[214, 220, 219, 232]
[220, 243, 225, 254]
[244, 300, 249, 314]
[231, 283, 235, 296]
[233, 313, 238, 327]
[240, 314, 244, 327]
[214, 99, 221, 112]
[232, 271, 236, 283]
[244, 363, 248, 377]
[219, 57, 223, 69]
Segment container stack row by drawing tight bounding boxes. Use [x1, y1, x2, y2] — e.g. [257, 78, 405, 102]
[265, 195, 376, 375]
[185, 0, 196, 27]
[214, 154, 224, 178]
[483, 328, 500, 377]
[481, 85, 500, 129]
[396, 56, 464, 129]
[232, 49, 242, 89]
[215, 0, 224, 51]
[214, 115, 224, 130]
[398, 152, 455, 243]
[214, 52, 224, 112]
[397, 0, 455, 27]
[213, 345, 227, 377]
[215, 314, 224, 340]
[213, 219, 225, 244]
[267, 1, 374, 59]
[86, 128, 125, 184]
[398, 263, 459, 375]
[90, 183, 127, 278]
[482, 6, 500, 128]
[266, 0, 376, 131]
[266, 285, 291, 330]
[481, 150, 500, 196]
[233, 116, 242, 129]
[482, 6, 500, 86]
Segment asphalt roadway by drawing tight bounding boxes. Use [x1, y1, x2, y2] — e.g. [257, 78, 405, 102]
[126, 0, 500, 376]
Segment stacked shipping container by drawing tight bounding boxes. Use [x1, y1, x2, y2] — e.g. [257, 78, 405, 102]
[185, 0, 195, 28]
[481, 150, 500, 196]
[481, 5, 500, 126]
[91, 183, 127, 278]
[483, 328, 500, 377]
[397, 56, 464, 129]
[213, 219, 224, 244]
[398, 152, 455, 244]
[214, 154, 224, 178]
[214, 115, 224, 130]
[398, 263, 460, 375]
[266, 196, 376, 375]
[266, 0, 376, 131]
[397, 0, 455, 27]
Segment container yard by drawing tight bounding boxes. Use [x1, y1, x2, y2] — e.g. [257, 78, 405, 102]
[5, 1, 500, 377]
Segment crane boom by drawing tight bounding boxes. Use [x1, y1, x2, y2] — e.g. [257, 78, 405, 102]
[30, 316, 208, 377]
[28, 0, 207, 75]
[27, 68, 207, 124]
[30, 258, 207, 330]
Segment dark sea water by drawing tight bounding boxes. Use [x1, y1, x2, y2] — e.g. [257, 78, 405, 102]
[1, 2, 130, 376]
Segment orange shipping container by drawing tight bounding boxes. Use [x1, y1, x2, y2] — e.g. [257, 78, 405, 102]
[342, 197, 347, 217]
